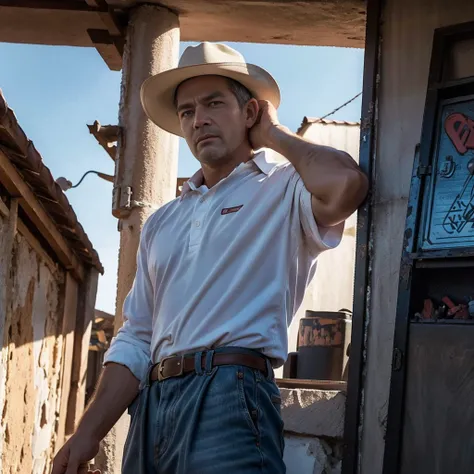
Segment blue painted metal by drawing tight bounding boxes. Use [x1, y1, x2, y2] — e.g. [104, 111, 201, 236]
[421, 95, 474, 250]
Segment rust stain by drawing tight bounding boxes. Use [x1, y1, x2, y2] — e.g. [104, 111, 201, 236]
[298, 318, 345, 348]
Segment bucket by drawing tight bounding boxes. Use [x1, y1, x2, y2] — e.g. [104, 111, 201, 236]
[296, 309, 352, 381]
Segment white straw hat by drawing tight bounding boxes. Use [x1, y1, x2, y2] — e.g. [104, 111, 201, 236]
[140, 42, 281, 137]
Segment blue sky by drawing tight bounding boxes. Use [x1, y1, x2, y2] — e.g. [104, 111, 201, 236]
[0, 42, 364, 314]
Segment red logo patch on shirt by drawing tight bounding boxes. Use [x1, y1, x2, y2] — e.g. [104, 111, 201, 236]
[221, 205, 243, 215]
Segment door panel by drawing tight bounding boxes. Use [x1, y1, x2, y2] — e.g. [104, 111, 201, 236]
[400, 324, 474, 474]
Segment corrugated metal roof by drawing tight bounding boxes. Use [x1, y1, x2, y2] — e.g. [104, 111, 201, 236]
[0, 90, 103, 274]
[297, 116, 360, 135]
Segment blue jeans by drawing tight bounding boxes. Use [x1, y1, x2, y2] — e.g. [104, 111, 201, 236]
[122, 348, 286, 474]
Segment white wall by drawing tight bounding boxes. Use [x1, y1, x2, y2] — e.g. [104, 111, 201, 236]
[282, 121, 361, 366]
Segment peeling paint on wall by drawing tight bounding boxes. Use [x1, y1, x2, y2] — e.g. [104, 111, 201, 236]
[0, 211, 10, 474]
[0, 222, 67, 474]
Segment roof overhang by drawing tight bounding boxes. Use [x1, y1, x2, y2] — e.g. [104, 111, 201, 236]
[0, 0, 366, 70]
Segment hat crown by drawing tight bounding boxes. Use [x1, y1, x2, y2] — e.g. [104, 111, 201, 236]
[179, 42, 246, 68]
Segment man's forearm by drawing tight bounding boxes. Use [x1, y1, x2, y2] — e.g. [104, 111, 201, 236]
[268, 125, 368, 227]
[75, 362, 140, 441]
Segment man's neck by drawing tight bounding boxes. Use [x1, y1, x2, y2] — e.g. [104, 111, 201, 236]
[201, 150, 254, 188]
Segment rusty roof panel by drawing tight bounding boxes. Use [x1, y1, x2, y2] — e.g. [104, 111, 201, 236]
[0, 89, 103, 273]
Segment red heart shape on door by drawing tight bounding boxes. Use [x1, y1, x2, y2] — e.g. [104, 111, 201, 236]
[444, 112, 474, 155]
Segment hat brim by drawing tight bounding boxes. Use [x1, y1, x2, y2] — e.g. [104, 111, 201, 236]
[140, 62, 281, 137]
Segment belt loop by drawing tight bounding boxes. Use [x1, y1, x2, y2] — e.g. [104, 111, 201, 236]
[265, 358, 274, 381]
[194, 351, 204, 376]
[141, 363, 154, 389]
[205, 350, 215, 374]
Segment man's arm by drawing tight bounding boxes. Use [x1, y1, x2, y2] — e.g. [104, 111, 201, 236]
[74, 363, 139, 442]
[52, 216, 156, 474]
[250, 101, 369, 228]
[52, 364, 139, 474]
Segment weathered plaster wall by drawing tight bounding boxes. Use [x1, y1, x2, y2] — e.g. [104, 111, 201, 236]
[287, 122, 360, 357]
[0, 217, 67, 474]
[360, 2, 474, 473]
[0, 210, 11, 474]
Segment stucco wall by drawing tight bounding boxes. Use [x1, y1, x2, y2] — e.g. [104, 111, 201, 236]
[0, 212, 68, 474]
[287, 122, 360, 357]
[360, 2, 474, 473]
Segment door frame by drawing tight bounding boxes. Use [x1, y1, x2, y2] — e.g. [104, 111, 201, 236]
[341, 0, 383, 472]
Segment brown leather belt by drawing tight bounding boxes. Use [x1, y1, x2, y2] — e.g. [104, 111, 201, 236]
[150, 352, 268, 382]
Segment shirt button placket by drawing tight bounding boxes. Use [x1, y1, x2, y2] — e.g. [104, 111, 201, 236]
[189, 194, 208, 247]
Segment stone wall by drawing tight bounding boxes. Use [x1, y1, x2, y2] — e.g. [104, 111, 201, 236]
[281, 387, 345, 474]
[0, 211, 67, 474]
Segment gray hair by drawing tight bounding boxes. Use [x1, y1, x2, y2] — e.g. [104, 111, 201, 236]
[225, 78, 253, 108]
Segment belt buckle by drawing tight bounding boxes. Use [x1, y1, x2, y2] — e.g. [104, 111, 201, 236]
[157, 355, 185, 382]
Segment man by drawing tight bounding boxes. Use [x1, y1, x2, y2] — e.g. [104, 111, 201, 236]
[52, 42, 368, 474]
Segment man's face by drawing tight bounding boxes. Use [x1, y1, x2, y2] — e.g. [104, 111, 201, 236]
[175, 76, 253, 165]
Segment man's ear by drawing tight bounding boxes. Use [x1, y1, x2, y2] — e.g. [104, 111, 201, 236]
[245, 98, 260, 129]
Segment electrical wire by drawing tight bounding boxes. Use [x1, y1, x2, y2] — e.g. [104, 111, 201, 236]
[70, 170, 113, 188]
[320, 92, 362, 121]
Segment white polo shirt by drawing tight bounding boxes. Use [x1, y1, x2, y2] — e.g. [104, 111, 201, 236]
[104, 150, 343, 382]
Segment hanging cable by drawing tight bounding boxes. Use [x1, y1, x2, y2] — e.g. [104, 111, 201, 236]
[320, 92, 362, 120]
[70, 170, 114, 188]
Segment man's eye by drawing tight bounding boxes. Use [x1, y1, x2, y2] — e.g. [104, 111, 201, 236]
[209, 101, 222, 107]
[181, 110, 193, 118]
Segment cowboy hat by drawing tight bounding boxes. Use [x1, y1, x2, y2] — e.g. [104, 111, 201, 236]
[140, 42, 281, 137]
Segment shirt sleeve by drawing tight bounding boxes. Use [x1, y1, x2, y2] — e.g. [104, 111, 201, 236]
[288, 165, 345, 256]
[103, 216, 155, 383]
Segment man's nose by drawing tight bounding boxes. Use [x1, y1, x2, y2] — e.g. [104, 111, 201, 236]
[193, 106, 211, 129]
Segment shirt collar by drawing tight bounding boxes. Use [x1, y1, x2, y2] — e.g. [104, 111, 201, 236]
[180, 149, 279, 200]
[253, 149, 279, 175]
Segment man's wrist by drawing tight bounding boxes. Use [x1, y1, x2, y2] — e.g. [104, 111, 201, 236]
[266, 124, 293, 151]
[75, 420, 102, 442]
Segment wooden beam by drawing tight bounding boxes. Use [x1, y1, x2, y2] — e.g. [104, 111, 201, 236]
[0, 198, 8, 217]
[67, 269, 99, 434]
[57, 273, 79, 445]
[87, 120, 119, 161]
[85, 0, 126, 36]
[0, 150, 85, 281]
[0, 0, 96, 11]
[87, 28, 123, 71]
[99, 8, 124, 37]
[276, 378, 347, 392]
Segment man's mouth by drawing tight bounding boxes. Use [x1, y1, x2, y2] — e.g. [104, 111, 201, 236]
[196, 134, 218, 146]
